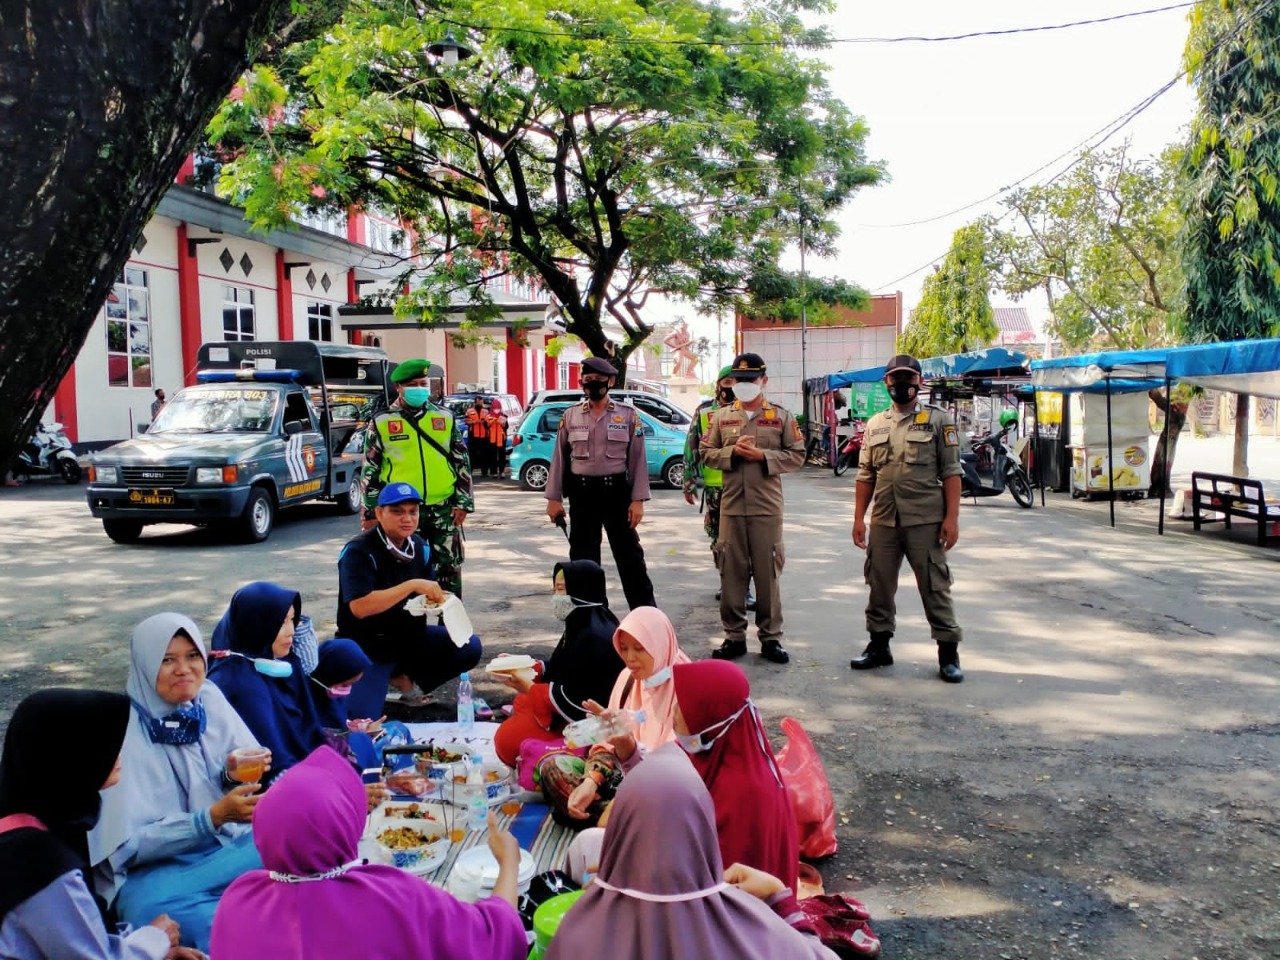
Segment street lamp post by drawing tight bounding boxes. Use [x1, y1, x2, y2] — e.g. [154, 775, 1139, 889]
[799, 219, 809, 443]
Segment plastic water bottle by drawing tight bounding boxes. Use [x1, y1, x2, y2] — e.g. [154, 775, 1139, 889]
[466, 754, 487, 832]
[457, 672, 475, 734]
[563, 709, 646, 749]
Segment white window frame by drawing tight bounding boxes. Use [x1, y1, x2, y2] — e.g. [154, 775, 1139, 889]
[106, 266, 153, 388]
[306, 300, 334, 342]
[222, 285, 256, 342]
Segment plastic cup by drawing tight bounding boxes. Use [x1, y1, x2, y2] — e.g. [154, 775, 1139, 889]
[449, 826, 466, 843]
[501, 797, 523, 816]
[228, 746, 269, 784]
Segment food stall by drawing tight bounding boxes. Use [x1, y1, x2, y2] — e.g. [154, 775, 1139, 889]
[1067, 391, 1150, 498]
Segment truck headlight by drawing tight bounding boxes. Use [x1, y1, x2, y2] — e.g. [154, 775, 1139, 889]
[195, 467, 223, 484]
[94, 466, 118, 484]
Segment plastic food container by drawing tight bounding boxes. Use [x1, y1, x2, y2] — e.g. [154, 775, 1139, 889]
[413, 742, 475, 782]
[384, 769, 433, 798]
[534, 890, 586, 953]
[446, 846, 536, 902]
[442, 761, 512, 806]
[374, 821, 450, 873]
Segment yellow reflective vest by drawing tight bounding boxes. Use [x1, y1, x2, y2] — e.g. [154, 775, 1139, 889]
[373, 408, 456, 505]
[699, 407, 723, 489]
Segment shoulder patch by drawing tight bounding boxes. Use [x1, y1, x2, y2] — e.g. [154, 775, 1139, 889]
[915, 409, 930, 425]
[944, 425, 959, 446]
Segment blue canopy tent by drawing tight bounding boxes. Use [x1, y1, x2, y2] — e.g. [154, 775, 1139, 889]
[921, 348, 1029, 381]
[1164, 338, 1280, 399]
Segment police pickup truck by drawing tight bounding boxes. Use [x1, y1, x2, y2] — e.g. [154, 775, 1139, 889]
[86, 341, 390, 543]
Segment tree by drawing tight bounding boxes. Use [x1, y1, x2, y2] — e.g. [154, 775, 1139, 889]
[988, 144, 1183, 354]
[898, 223, 997, 357]
[1181, 0, 1280, 477]
[210, 0, 883, 378]
[0, 0, 347, 472]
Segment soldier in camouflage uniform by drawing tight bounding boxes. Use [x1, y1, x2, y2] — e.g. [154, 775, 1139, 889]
[361, 359, 474, 597]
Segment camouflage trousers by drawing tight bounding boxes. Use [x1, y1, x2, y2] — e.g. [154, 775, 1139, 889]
[418, 501, 464, 596]
[703, 487, 722, 547]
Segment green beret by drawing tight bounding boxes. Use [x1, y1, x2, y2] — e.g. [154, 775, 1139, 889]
[390, 359, 432, 384]
[717, 365, 735, 381]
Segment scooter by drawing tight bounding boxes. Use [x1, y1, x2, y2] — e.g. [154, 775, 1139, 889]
[14, 421, 82, 484]
[832, 421, 865, 476]
[959, 422, 1033, 508]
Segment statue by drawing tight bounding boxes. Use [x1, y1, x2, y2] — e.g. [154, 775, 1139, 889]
[663, 320, 699, 379]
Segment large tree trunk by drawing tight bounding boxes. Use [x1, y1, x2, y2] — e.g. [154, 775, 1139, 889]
[1148, 389, 1188, 497]
[0, 0, 320, 470]
[1233, 393, 1250, 477]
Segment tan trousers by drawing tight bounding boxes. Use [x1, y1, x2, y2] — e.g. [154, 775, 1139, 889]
[864, 521, 963, 644]
[719, 514, 784, 644]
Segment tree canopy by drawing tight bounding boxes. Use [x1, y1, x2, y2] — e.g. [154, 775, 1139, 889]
[210, 0, 884, 368]
[898, 223, 996, 357]
[987, 144, 1183, 353]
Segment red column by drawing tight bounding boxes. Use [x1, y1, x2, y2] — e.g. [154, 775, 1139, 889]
[175, 223, 203, 385]
[568, 363, 580, 389]
[175, 154, 195, 185]
[275, 251, 294, 340]
[52, 366, 78, 443]
[544, 353, 557, 390]
[505, 328, 527, 403]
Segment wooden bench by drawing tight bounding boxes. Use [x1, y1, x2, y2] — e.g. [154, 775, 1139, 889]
[1191, 472, 1280, 547]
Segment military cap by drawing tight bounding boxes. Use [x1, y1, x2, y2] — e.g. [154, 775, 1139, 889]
[390, 359, 433, 383]
[884, 354, 923, 377]
[729, 352, 766, 381]
[717, 365, 735, 381]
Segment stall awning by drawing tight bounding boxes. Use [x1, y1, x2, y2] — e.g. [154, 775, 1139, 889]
[1030, 348, 1173, 393]
[921, 348, 1027, 380]
[1164, 338, 1280, 399]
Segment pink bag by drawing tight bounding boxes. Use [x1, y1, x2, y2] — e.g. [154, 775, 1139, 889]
[774, 717, 838, 858]
[516, 736, 586, 791]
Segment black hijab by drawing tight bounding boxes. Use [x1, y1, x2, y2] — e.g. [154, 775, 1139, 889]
[0, 688, 130, 919]
[543, 561, 625, 722]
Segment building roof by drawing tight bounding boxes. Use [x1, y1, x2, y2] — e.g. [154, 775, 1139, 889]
[993, 307, 1036, 344]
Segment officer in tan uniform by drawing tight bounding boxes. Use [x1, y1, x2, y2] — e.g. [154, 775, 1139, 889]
[701, 353, 806, 664]
[546, 356, 656, 611]
[851, 354, 965, 682]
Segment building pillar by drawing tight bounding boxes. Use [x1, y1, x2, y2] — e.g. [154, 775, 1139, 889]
[544, 353, 557, 390]
[276, 251, 294, 340]
[52, 365, 78, 443]
[175, 223, 203, 385]
[505, 328, 528, 404]
[568, 363, 580, 389]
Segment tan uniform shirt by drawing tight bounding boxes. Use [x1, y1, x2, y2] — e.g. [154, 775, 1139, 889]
[546, 399, 651, 501]
[700, 400, 806, 516]
[856, 403, 963, 527]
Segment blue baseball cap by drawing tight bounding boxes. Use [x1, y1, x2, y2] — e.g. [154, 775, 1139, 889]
[377, 482, 422, 506]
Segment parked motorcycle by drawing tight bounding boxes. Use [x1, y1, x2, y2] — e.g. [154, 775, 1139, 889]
[959, 412, 1032, 508]
[15, 421, 82, 483]
[832, 420, 865, 476]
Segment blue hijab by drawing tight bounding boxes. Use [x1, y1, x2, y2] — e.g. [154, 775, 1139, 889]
[307, 639, 372, 730]
[207, 582, 326, 780]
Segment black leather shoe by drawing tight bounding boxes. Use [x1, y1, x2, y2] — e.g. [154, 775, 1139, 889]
[745, 591, 756, 611]
[938, 642, 964, 683]
[850, 634, 893, 670]
[711, 639, 747, 660]
[760, 640, 790, 664]
[715, 589, 722, 601]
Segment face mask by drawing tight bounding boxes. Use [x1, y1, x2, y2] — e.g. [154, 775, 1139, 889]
[401, 387, 430, 408]
[731, 382, 761, 403]
[887, 381, 918, 405]
[138, 700, 207, 746]
[716, 387, 735, 405]
[326, 683, 354, 699]
[675, 701, 749, 755]
[376, 526, 416, 563]
[210, 649, 295, 678]
[642, 665, 673, 688]
[583, 381, 609, 401]
[552, 595, 602, 621]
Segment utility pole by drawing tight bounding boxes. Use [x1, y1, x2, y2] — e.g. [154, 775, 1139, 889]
[799, 219, 809, 437]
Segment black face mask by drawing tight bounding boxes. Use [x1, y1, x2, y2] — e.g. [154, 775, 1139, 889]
[716, 387, 735, 405]
[583, 381, 609, 401]
[888, 382, 919, 405]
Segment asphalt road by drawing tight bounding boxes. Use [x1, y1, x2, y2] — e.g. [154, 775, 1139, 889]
[1, 461, 1278, 959]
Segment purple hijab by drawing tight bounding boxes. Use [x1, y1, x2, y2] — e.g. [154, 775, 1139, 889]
[210, 747, 527, 960]
[545, 745, 837, 960]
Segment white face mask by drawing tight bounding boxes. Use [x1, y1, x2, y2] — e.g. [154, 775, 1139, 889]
[552, 595, 601, 621]
[676, 701, 750, 754]
[732, 382, 762, 403]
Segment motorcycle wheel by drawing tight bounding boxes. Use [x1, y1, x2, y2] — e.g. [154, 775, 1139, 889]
[1008, 468, 1034, 508]
[833, 448, 850, 476]
[58, 458, 82, 484]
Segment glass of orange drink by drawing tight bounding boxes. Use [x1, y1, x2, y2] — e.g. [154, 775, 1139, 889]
[227, 747, 270, 784]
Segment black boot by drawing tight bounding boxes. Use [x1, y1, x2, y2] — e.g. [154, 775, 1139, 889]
[850, 631, 893, 670]
[712, 639, 747, 660]
[760, 639, 789, 664]
[938, 642, 964, 683]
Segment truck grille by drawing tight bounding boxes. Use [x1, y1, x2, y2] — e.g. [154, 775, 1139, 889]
[121, 466, 190, 486]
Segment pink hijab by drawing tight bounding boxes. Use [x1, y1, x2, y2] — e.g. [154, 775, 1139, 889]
[606, 607, 691, 751]
[210, 747, 526, 960]
[545, 746, 837, 960]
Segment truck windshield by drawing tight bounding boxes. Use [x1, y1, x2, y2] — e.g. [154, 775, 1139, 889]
[150, 388, 279, 434]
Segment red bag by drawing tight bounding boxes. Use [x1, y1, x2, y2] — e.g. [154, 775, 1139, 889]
[774, 717, 838, 858]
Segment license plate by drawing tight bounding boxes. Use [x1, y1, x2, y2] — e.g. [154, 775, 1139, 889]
[128, 487, 176, 506]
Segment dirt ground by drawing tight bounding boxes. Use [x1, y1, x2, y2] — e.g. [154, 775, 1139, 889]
[1, 452, 1278, 958]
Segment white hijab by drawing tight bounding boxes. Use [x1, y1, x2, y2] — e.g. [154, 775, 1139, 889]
[88, 613, 259, 902]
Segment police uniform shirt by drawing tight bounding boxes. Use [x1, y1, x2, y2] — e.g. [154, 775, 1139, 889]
[856, 403, 963, 527]
[546, 399, 651, 502]
[700, 400, 806, 516]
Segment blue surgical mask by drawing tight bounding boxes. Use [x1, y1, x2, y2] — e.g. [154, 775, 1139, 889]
[401, 387, 431, 408]
[137, 700, 207, 746]
[642, 665, 673, 689]
[676, 702, 749, 755]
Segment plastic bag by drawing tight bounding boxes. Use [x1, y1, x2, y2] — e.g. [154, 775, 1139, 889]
[774, 717, 837, 858]
[292, 615, 318, 675]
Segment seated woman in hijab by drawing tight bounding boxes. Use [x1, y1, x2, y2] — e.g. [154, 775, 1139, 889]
[0, 688, 202, 960]
[563, 660, 799, 894]
[305, 638, 382, 771]
[492, 560, 624, 767]
[210, 746, 529, 960]
[539, 606, 689, 827]
[89, 613, 265, 955]
[207, 581, 328, 781]
[545, 746, 840, 960]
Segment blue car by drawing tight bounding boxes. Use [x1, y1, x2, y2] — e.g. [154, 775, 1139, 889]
[510, 402, 688, 491]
